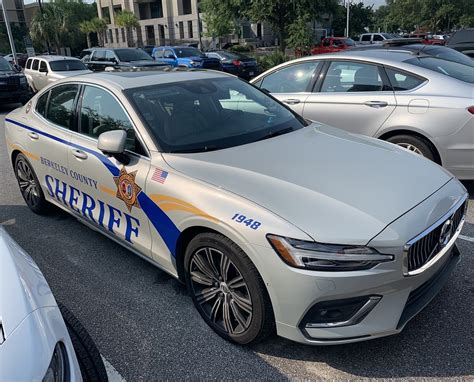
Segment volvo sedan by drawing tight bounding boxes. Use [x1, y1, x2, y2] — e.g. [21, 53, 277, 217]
[5, 71, 467, 345]
[251, 49, 474, 179]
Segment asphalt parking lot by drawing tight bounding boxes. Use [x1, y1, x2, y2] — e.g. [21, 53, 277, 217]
[1, 104, 473, 381]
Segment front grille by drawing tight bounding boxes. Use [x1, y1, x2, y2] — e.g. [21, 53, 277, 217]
[0, 76, 19, 92]
[406, 200, 466, 273]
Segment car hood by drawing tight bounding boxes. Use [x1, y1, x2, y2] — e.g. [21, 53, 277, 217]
[163, 124, 452, 244]
[0, 227, 57, 340]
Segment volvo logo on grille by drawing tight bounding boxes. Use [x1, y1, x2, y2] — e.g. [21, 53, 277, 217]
[439, 219, 452, 248]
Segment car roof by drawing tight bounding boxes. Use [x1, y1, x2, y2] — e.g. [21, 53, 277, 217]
[286, 50, 415, 64]
[56, 70, 232, 90]
[30, 55, 81, 62]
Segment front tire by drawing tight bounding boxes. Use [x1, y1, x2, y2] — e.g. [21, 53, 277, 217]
[184, 232, 275, 345]
[386, 134, 436, 162]
[14, 153, 50, 214]
[58, 303, 108, 382]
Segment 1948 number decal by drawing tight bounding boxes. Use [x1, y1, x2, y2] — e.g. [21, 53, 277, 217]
[231, 214, 262, 230]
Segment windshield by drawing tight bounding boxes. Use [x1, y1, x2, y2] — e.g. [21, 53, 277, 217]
[49, 60, 88, 71]
[127, 77, 307, 153]
[0, 57, 11, 71]
[174, 47, 204, 58]
[115, 49, 153, 62]
[405, 56, 474, 83]
[343, 38, 355, 46]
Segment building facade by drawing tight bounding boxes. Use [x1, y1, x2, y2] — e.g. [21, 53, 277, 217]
[0, 0, 26, 24]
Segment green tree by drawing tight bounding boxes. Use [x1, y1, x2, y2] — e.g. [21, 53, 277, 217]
[242, 0, 338, 52]
[79, 20, 94, 48]
[201, 0, 238, 46]
[90, 17, 109, 47]
[115, 10, 140, 47]
[286, 15, 314, 52]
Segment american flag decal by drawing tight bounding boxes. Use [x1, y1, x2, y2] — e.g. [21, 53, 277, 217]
[151, 168, 168, 184]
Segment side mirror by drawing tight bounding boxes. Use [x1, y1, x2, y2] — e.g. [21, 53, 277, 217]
[98, 130, 130, 164]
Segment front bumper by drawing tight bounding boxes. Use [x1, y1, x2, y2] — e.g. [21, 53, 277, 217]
[254, 179, 466, 345]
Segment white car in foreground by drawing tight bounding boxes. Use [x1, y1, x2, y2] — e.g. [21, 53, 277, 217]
[0, 227, 107, 381]
[5, 71, 468, 345]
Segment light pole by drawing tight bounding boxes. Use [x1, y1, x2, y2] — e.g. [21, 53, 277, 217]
[195, 0, 202, 49]
[1, 0, 18, 64]
[346, 0, 350, 38]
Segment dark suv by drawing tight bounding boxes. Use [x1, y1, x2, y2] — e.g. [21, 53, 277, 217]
[83, 48, 167, 71]
[0, 57, 30, 105]
[447, 28, 474, 58]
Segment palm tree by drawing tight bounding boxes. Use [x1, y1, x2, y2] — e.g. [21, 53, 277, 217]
[90, 17, 108, 47]
[79, 20, 94, 48]
[29, 3, 68, 53]
[115, 10, 140, 47]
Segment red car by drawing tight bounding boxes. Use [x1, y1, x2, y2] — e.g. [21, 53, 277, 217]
[402, 34, 445, 45]
[311, 37, 355, 55]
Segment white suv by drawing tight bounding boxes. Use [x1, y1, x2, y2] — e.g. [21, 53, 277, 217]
[359, 33, 399, 45]
[24, 56, 91, 92]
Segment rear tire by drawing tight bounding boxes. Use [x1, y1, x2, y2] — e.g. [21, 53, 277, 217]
[386, 134, 436, 162]
[184, 232, 275, 345]
[58, 303, 108, 382]
[14, 153, 50, 214]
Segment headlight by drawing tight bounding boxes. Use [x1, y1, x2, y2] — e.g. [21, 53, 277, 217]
[267, 235, 393, 271]
[43, 342, 69, 382]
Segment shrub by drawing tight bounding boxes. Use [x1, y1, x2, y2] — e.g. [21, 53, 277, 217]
[256, 51, 289, 72]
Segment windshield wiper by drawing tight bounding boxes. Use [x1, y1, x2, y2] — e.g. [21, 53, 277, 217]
[255, 127, 294, 142]
[169, 145, 222, 153]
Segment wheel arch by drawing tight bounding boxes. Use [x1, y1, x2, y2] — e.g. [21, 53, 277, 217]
[377, 128, 442, 165]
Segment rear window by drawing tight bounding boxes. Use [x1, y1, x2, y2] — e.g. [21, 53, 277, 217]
[405, 57, 474, 84]
[49, 60, 88, 71]
[26, 58, 32, 69]
[422, 46, 474, 66]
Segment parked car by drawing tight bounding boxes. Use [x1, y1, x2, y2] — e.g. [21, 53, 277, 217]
[251, 50, 474, 179]
[206, 50, 258, 79]
[84, 47, 167, 71]
[359, 33, 399, 45]
[152, 46, 222, 70]
[3, 53, 28, 67]
[0, 227, 107, 381]
[447, 28, 474, 58]
[141, 45, 155, 56]
[351, 42, 474, 66]
[311, 37, 355, 55]
[0, 57, 30, 105]
[24, 56, 92, 92]
[402, 33, 445, 45]
[5, 70, 468, 345]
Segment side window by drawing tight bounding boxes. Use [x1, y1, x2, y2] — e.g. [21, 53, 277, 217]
[154, 49, 164, 58]
[385, 68, 425, 91]
[92, 50, 106, 61]
[105, 50, 116, 62]
[32, 59, 39, 70]
[321, 61, 385, 93]
[39, 61, 47, 72]
[260, 62, 319, 93]
[45, 85, 79, 129]
[373, 34, 384, 42]
[164, 49, 175, 59]
[323, 39, 330, 47]
[79, 86, 144, 155]
[361, 35, 371, 42]
[26, 59, 32, 69]
[36, 91, 49, 117]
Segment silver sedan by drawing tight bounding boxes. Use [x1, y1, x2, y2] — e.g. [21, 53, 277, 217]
[251, 49, 474, 179]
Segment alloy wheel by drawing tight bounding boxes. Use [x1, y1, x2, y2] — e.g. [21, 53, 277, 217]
[16, 157, 40, 208]
[396, 143, 424, 156]
[189, 247, 253, 335]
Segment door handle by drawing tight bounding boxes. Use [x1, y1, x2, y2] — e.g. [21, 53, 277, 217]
[282, 99, 301, 105]
[27, 132, 39, 140]
[364, 100, 388, 108]
[72, 149, 88, 160]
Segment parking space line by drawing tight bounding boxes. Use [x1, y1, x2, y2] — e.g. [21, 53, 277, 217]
[102, 356, 126, 382]
[459, 234, 474, 243]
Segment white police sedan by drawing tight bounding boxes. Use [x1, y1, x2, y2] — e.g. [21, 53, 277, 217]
[4, 71, 467, 345]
